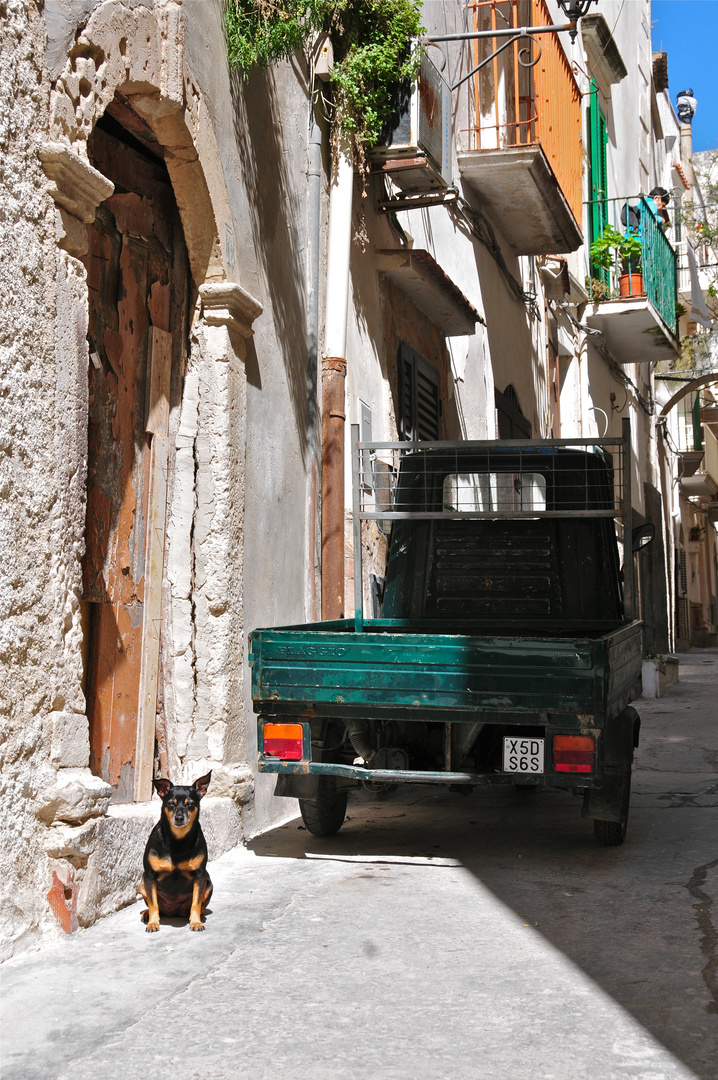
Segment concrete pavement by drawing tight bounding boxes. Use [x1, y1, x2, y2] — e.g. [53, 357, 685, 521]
[2, 650, 718, 1080]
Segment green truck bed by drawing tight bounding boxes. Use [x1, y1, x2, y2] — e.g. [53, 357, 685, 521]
[249, 617, 643, 724]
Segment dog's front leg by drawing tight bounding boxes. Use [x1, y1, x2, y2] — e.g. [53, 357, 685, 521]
[141, 877, 161, 933]
[189, 876, 207, 931]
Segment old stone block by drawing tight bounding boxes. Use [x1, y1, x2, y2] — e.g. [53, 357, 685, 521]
[665, 656, 680, 685]
[49, 711, 90, 768]
[201, 796, 244, 860]
[36, 768, 112, 824]
[43, 820, 99, 864]
[641, 659, 666, 699]
[75, 802, 158, 927]
[186, 761, 253, 804]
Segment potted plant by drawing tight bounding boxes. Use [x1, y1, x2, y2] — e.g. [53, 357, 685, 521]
[589, 226, 644, 298]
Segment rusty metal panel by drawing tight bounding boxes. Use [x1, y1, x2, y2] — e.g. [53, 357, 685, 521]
[87, 600, 143, 801]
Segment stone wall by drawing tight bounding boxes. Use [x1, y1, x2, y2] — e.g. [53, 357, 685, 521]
[0, 0, 290, 960]
[0, 0, 80, 959]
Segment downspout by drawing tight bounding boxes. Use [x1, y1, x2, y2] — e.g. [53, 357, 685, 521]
[321, 139, 353, 619]
[306, 111, 322, 621]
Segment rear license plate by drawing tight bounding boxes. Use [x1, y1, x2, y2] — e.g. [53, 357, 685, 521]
[503, 737, 544, 774]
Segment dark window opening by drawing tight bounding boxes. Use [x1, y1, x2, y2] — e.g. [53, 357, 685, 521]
[495, 385, 532, 439]
[398, 342, 441, 441]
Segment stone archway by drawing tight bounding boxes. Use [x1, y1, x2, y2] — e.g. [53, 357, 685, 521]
[44, 1, 227, 283]
[38, 1, 262, 815]
[659, 372, 718, 416]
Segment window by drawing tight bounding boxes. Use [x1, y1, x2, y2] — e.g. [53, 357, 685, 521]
[442, 472, 547, 513]
[398, 342, 441, 441]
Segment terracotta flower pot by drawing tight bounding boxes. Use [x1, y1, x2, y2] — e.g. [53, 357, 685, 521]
[619, 271, 644, 297]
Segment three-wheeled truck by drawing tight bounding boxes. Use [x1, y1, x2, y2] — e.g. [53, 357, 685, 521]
[249, 419, 653, 845]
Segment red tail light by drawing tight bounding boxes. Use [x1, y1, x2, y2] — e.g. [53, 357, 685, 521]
[553, 735, 595, 773]
[262, 723, 304, 761]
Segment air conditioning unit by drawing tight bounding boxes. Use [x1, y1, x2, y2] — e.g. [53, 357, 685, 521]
[369, 51, 452, 193]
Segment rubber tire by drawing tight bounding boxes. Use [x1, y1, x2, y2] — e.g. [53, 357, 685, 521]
[299, 787, 348, 836]
[594, 818, 627, 846]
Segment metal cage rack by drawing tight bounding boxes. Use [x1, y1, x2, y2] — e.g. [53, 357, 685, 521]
[350, 418, 634, 630]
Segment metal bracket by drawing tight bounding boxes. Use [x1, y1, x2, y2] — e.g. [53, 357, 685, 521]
[376, 187, 460, 214]
[420, 23, 571, 91]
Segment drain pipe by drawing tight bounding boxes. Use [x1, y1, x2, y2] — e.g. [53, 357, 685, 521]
[306, 111, 322, 621]
[321, 138, 353, 619]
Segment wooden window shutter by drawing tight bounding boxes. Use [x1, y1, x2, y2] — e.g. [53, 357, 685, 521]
[398, 342, 441, 441]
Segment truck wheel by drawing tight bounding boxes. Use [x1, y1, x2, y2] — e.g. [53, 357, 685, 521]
[594, 818, 626, 846]
[299, 788, 348, 836]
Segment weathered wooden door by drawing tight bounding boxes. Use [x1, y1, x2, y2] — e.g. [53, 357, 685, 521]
[82, 114, 189, 801]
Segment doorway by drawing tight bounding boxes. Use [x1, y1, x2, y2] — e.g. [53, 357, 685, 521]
[82, 109, 190, 801]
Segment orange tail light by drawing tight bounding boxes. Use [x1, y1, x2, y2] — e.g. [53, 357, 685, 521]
[553, 735, 595, 773]
[262, 722, 305, 761]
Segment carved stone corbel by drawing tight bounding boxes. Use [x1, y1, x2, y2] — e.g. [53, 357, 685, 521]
[38, 142, 114, 257]
[199, 282, 263, 339]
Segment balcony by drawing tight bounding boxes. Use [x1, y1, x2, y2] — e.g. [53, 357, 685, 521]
[680, 426, 718, 500]
[456, 0, 583, 255]
[584, 197, 680, 363]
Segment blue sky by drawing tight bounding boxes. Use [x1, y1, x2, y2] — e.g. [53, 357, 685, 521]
[651, 0, 718, 151]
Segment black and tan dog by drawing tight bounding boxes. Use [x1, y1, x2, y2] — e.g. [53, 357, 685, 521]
[139, 772, 212, 933]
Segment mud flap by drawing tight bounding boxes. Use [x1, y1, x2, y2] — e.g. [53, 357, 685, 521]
[581, 706, 638, 824]
[582, 767, 631, 823]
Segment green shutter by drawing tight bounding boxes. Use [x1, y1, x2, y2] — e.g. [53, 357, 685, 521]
[588, 81, 608, 279]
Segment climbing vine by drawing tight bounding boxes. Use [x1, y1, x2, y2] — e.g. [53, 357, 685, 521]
[226, 0, 424, 161]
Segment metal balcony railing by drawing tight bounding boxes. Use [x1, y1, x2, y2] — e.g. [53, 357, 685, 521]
[587, 195, 678, 338]
[465, 0, 583, 224]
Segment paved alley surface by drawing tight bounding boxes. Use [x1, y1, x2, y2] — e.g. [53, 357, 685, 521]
[3, 650, 718, 1080]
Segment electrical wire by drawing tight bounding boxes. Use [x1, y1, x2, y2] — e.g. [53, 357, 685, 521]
[451, 195, 540, 317]
[559, 305, 654, 415]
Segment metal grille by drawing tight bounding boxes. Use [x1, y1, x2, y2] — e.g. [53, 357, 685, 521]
[349, 424, 635, 629]
[354, 438, 627, 522]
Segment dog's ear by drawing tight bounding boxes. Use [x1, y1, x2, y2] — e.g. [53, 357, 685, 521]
[154, 777, 172, 799]
[192, 771, 212, 800]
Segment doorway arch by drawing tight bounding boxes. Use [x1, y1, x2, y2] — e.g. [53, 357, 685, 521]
[42, 3, 263, 804]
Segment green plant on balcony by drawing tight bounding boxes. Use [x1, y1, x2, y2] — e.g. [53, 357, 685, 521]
[590, 226, 642, 273]
[590, 226, 644, 298]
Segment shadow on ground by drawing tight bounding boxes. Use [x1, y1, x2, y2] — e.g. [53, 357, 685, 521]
[249, 652, 718, 1080]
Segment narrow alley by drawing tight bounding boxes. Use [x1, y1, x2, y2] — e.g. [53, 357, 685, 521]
[3, 650, 717, 1080]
